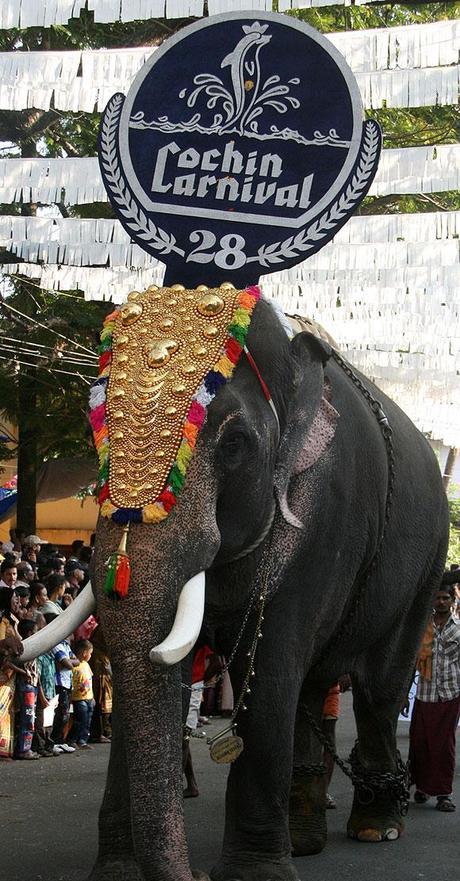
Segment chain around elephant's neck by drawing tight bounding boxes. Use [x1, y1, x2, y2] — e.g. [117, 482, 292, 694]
[225, 499, 276, 564]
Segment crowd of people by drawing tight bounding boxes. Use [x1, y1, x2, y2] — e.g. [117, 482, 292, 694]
[0, 533, 112, 761]
[0, 529, 458, 817]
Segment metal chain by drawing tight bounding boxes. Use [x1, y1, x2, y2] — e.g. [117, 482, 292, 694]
[331, 349, 395, 549]
[297, 711, 410, 816]
[294, 762, 327, 777]
[299, 350, 408, 813]
[312, 350, 396, 655]
[181, 577, 263, 693]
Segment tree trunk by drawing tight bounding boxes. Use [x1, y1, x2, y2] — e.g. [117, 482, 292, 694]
[16, 363, 38, 535]
[443, 447, 458, 492]
[15, 141, 39, 536]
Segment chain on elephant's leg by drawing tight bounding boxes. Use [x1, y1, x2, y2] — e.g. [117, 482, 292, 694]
[346, 681, 407, 843]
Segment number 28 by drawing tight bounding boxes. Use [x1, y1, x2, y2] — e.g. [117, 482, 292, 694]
[186, 230, 247, 270]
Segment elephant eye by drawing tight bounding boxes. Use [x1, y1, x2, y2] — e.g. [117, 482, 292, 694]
[218, 430, 249, 468]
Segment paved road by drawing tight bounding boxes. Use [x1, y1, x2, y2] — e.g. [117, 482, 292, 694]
[1, 693, 457, 881]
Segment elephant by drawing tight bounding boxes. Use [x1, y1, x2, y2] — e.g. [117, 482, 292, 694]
[22, 291, 449, 881]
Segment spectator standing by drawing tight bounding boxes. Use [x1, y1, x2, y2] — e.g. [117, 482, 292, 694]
[16, 561, 35, 589]
[34, 643, 58, 757]
[47, 556, 65, 577]
[0, 587, 22, 760]
[409, 584, 460, 812]
[14, 586, 30, 619]
[65, 562, 85, 598]
[41, 574, 66, 616]
[0, 560, 17, 590]
[50, 621, 79, 754]
[89, 625, 112, 743]
[67, 540, 84, 564]
[26, 583, 48, 629]
[23, 535, 46, 557]
[69, 639, 95, 749]
[15, 619, 40, 760]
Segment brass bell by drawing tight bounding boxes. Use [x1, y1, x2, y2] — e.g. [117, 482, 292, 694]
[127, 290, 142, 302]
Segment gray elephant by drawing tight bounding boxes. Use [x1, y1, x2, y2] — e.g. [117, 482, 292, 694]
[23, 288, 448, 881]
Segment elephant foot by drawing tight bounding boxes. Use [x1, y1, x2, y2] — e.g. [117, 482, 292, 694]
[347, 792, 405, 843]
[289, 769, 327, 856]
[87, 858, 145, 881]
[211, 855, 300, 881]
[192, 872, 211, 881]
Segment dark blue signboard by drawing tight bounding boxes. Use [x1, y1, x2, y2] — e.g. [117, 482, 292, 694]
[99, 12, 381, 287]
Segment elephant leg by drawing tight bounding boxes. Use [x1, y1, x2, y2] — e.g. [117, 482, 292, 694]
[347, 682, 407, 843]
[347, 551, 446, 844]
[289, 681, 330, 857]
[88, 692, 143, 881]
[211, 667, 303, 881]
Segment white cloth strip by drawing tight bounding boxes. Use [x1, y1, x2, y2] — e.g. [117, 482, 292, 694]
[1, 144, 459, 206]
[1, 212, 458, 269]
[0, 1, 204, 28]
[0, 18, 458, 112]
[4, 261, 459, 302]
[2, 0, 438, 29]
[3, 259, 457, 445]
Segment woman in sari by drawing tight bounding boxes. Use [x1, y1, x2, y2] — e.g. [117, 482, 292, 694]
[0, 586, 23, 760]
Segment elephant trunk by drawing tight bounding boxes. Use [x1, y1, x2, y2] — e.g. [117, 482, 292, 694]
[112, 649, 191, 881]
[92, 500, 220, 880]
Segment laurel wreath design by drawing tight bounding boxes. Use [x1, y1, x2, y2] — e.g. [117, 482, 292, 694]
[100, 94, 184, 257]
[246, 120, 381, 266]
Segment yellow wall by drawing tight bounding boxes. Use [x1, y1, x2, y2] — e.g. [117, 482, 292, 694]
[0, 496, 98, 546]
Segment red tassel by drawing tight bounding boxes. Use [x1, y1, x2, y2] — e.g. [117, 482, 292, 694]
[105, 524, 131, 599]
[114, 554, 131, 598]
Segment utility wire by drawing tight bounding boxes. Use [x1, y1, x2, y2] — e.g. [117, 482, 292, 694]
[0, 341, 97, 367]
[0, 299, 96, 356]
[7, 273, 104, 302]
[0, 334, 97, 359]
[0, 353, 92, 383]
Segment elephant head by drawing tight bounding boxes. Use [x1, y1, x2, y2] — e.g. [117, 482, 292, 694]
[21, 285, 335, 881]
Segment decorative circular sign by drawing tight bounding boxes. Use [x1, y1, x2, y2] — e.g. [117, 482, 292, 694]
[99, 11, 381, 287]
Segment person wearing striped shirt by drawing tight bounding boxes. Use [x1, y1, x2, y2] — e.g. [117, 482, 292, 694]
[409, 584, 460, 812]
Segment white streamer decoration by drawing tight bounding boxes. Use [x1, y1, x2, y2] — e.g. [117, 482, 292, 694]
[0, 18, 458, 112]
[1, 144, 459, 206]
[0, 12, 458, 447]
[3, 0, 439, 29]
[2, 211, 458, 269]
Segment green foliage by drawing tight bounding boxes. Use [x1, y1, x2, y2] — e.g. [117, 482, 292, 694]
[0, 281, 111, 470]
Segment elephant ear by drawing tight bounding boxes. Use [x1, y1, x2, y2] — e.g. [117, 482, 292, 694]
[274, 332, 338, 528]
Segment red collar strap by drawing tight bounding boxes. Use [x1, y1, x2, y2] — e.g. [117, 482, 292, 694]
[243, 344, 280, 441]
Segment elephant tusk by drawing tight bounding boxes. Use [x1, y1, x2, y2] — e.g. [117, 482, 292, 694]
[20, 583, 96, 662]
[149, 571, 205, 666]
